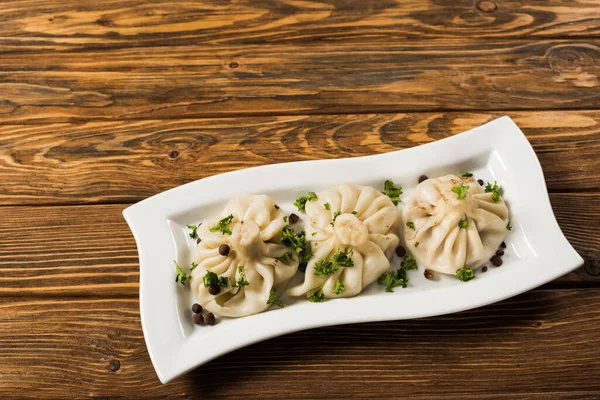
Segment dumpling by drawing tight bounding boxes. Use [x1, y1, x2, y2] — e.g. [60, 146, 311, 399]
[402, 174, 509, 274]
[190, 195, 299, 317]
[287, 184, 400, 299]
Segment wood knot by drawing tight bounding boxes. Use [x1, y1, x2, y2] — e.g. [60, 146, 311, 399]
[108, 359, 120, 372]
[548, 48, 583, 73]
[169, 150, 179, 159]
[96, 17, 112, 27]
[476, 0, 497, 13]
[584, 255, 600, 277]
[229, 62, 239, 69]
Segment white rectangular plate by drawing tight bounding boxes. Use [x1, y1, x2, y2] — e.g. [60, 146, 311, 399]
[123, 116, 583, 383]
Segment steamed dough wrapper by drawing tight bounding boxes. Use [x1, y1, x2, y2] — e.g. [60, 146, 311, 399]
[287, 184, 400, 299]
[191, 195, 299, 317]
[402, 174, 509, 275]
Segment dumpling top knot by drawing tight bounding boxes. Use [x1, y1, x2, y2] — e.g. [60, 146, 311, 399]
[402, 174, 509, 275]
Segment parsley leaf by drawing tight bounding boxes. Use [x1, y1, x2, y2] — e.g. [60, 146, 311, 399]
[324, 202, 331, 210]
[294, 192, 317, 212]
[174, 260, 192, 285]
[236, 266, 249, 287]
[308, 287, 325, 302]
[187, 224, 199, 239]
[460, 172, 473, 177]
[406, 221, 416, 230]
[383, 180, 403, 205]
[456, 268, 475, 282]
[485, 181, 502, 203]
[218, 276, 229, 287]
[377, 268, 408, 292]
[209, 214, 234, 235]
[451, 184, 469, 200]
[414, 242, 419, 247]
[331, 211, 341, 226]
[333, 279, 345, 295]
[278, 251, 294, 263]
[352, 210, 358, 215]
[314, 249, 354, 276]
[458, 219, 468, 229]
[311, 232, 317, 236]
[267, 288, 284, 308]
[190, 262, 198, 271]
[202, 271, 218, 287]
[507, 221, 512, 231]
[281, 225, 311, 271]
[400, 255, 418, 270]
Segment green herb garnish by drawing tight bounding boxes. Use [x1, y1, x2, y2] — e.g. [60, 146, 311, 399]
[414, 242, 419, 247]
[294, 191, 317, 212]
[190, 262, 198, 271]
[456, 268, 475, 282]
[278, 251, 294, 263]
[333, 279, 345, 295]
[267, 288, 284, 308]
[383, 180, 403, 205]
[311, 232, 317, 236]
[400, 255, 418, 270]
[218, 276, 229, 287]
[209, 214, 234, 235]
[314, 249, 354, 276]
[331, 211, 341, 226]
[283, 215, 288, 223]
[236, 266, 250, 287]
[281, 225, 311, 271]
[460, 172, 473, 177]
[187, 224, 199, 239]
[458, 219, 468, 229]
[202, 271, 218, 287]
[377, 268, 408, 292]
[485, 181, 502, 203]
[451, 184, 469, 200]
[352, 211, 358, 215]
[324, 202, 331, 210]
[174, 260, 192, 285]
[507, 221, 512, 231]
[406, 221, 415, 230]
[308, 287, 325, 303]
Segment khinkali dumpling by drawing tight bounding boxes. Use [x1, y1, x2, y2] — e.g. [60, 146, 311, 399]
[191, 195, 299, 317]
[402, 174, 509, 274]
[287, 184, 400, 299]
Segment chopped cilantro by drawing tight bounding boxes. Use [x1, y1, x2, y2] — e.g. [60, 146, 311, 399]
[324, 202, 331, 210]
[406, 221, 416, 230]
[507, 221, 512, 231]
[414, 242, 419, 247]
[333, 279, 345, 295]
[460, 172, 473, 177]
[352, 211, 358, 215]
[308, 287, 325, 303]
[186, 224, 198, 239]
[456, 268, 475, 282]
[485, 181, 502, 203]
[377, 268, 408, 292]
[458, 219, 468, 229]
[283, 215, 288, 223]
[311, 232, 317, 236]
[278, 251, 294, 263]
[236, 266, 249, 287]
[383, 180, 403, 205]
[314, 249, 354, 276]
[331, 211, 341, 226]
[174, 260, 191, 285]
[281, 225, 311, 271]
[401, 255, 418, 270]
[294, 192, 317, 212]
[202, 271, 218, 287]
[267, 288, 284, 308]
[451, 184, 469, 200]
[190, 262, 198, 271]
[218, 276, 229, 287]
[209, 214, 234, 235]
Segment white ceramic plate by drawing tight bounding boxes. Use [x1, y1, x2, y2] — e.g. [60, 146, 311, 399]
[123, 116, 583, 383]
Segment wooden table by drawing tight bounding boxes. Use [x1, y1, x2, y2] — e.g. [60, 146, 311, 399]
[1, 1, 599, 398]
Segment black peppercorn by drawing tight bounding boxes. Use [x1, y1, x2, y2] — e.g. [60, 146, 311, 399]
[218, 244, 230, 256]
[418, 175, 428, 183]
[205, 313, 216, 325]
[209, 285, 221, 295]
[481, 266, 488, 272]
[490, 256, 503, 267]
[395, 246, 407, 258]
[477, 179, 484, 186]
[496, 249, 505, 256]
[424, 269, 434, 280]
[289, 213, 299, 224]
[274, 204, 279, 209]
[192, 313, 204, 325]
[191, 303, 202, 314]
[500, 241, 506, 249]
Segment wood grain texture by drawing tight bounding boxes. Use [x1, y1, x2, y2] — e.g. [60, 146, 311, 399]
[0, 0, 598, 52]
[0, 40, 598, 123]
[0, 193, 597, 297]
[1, 111, 599, 206]
[1, 290, 600, 399]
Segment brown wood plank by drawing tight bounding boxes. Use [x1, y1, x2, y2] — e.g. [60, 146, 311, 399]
[0, 193, 597, 297]
[0, 0, 598, 53]
[1, 289, 599, 398]
[1, 111, 599, 206]
[0, 40, 598, 123]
